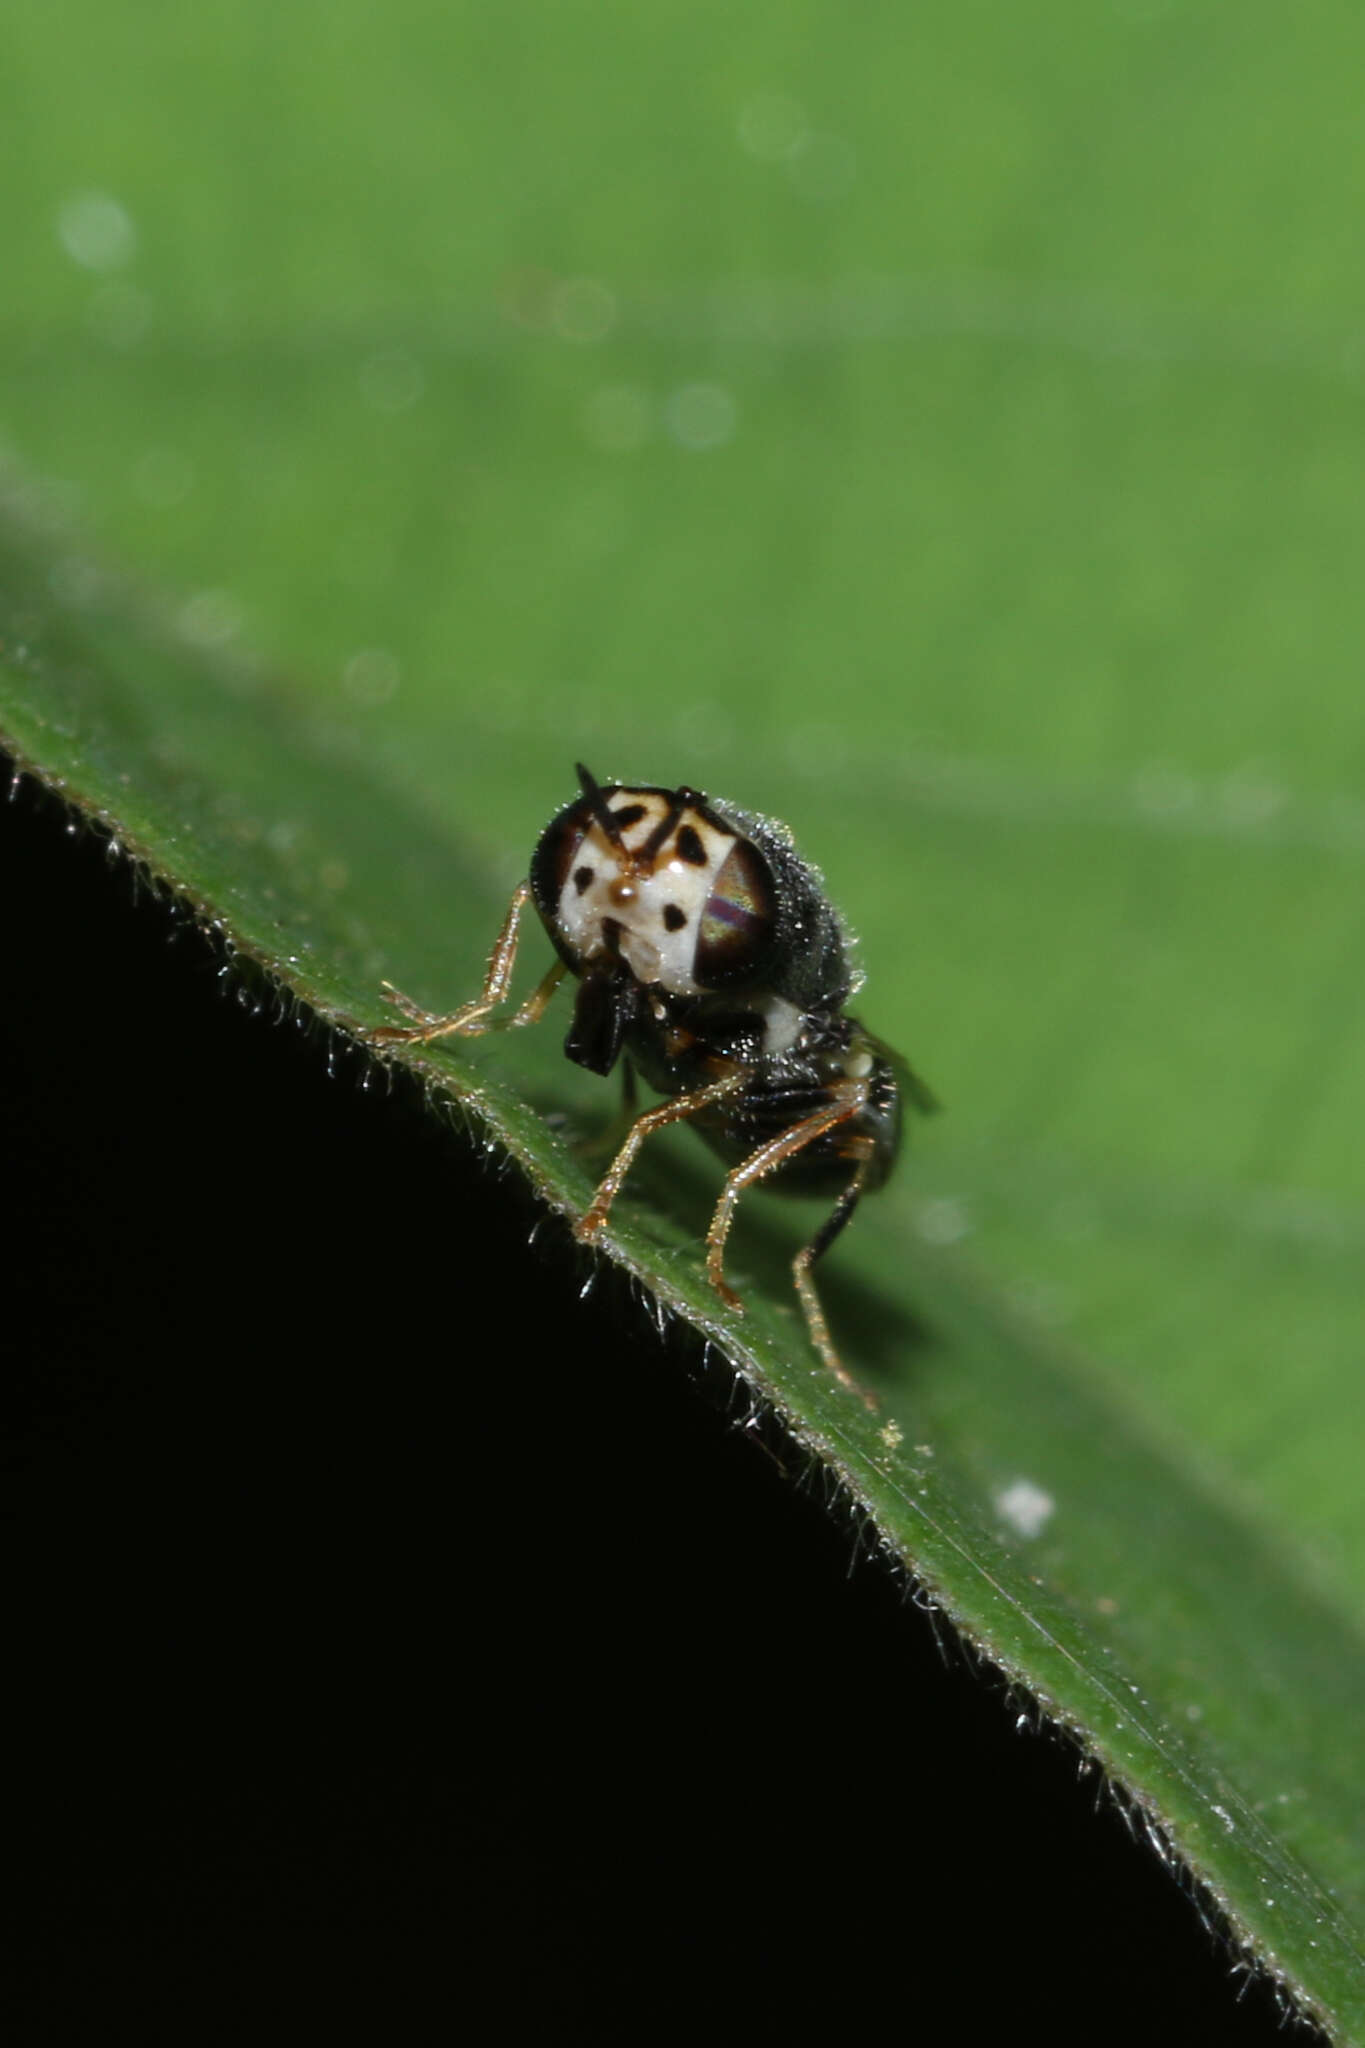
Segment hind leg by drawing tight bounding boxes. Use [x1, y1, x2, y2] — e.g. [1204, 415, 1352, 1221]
[791, 1141, 876, 1408]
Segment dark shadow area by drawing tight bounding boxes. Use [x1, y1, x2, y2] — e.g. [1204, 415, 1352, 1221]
[2, 764, 1317, 2042]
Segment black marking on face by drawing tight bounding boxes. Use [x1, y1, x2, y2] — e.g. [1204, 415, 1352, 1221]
[675, 824, 707, 866]
[612, 802, 646, 830]
[573, 865, 594, 894]
[639, 793, 686, 866]
[662, 903, 687, 932]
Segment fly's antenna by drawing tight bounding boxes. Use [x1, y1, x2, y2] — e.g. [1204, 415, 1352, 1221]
[576, 761, 628, 853]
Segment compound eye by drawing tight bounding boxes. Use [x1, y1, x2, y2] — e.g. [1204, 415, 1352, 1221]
[693, 838, 776, 987]
[529, 797, 594, 924]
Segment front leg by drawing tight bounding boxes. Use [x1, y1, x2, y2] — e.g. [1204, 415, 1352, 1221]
[370, 882, 548, 1045]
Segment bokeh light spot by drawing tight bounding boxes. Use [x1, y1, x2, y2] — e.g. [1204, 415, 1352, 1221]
[57, 190, 137, 271]
[664, 382, 738, 451]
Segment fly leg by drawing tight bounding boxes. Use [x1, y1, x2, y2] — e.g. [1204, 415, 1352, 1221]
[703, 1090, 862, 1311]
[575, 1073, 743, 1243]
[701, 1084, 877, 1405]
[574, 1057, 643, 1170]
[372, 883, 564, 1044]
[791, 1140, 877, 1409]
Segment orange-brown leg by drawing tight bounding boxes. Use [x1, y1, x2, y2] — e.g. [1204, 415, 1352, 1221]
[702, 1084, 878, 1402]
[791, 1141, 877, 1408]
[501, 960, 568, 1030]
[703, 1089, 864, 1309]
[371, 882, 561, 1045]
[575, 1073, 743, 1243]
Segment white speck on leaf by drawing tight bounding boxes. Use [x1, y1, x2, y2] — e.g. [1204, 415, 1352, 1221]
[995, 1479, 1055, 1540]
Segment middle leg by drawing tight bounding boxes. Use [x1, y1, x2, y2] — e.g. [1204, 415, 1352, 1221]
[703, 1087, 865, 1313]
[575, 1072, 744, 1243]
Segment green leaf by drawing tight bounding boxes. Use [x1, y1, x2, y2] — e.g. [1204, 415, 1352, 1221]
[7, 1, 1365, 2035]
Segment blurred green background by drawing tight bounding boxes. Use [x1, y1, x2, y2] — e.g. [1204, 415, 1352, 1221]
[9, 0, 1365, 1595]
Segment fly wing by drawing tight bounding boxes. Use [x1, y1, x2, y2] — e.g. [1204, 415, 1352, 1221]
[868, 1033, 940, 1118]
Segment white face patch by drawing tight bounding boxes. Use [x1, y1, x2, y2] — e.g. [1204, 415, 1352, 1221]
[553, 789, 736, 996]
